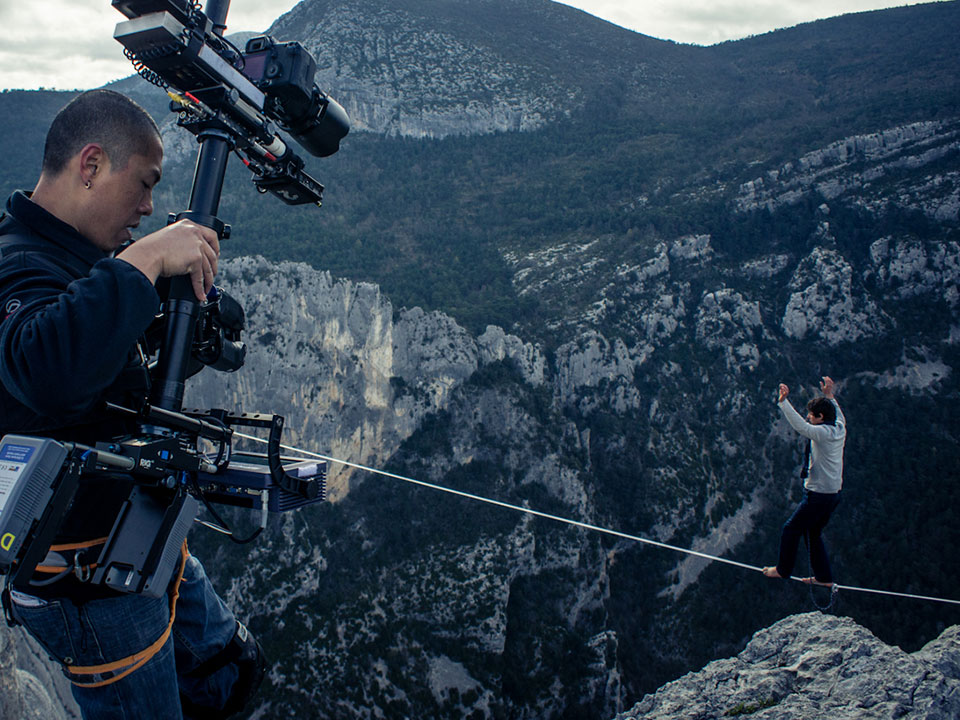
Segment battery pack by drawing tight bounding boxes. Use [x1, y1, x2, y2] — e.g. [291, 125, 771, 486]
[92, 486, 199, 598]
[0, 435, 68, 573]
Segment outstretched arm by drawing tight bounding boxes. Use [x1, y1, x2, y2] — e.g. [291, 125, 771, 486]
[778, 391, 814, 438]
[777, 377, 842, 440]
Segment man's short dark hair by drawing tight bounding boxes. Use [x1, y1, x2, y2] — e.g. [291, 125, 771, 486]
[42, 89, 160, 175]
[807, 397, 836, 425]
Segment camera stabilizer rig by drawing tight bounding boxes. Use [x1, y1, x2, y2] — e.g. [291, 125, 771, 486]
[0, 406, 323, 598]
[0, 0, 348, 599]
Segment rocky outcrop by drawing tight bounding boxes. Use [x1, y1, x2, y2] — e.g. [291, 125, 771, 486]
[553, 331, 648, 409]
[781, 245, 890, 346]
[0, 624, 79, 720]
[866, 237, 960, 307]
[616, 612, 960, 720]
[736, 119, 960, 214]
[695, 289, 762, 373]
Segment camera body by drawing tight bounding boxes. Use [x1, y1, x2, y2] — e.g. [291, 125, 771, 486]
[242, 36, 350, 159]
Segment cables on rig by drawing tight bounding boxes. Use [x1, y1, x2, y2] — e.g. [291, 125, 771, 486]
[234, 432, 960, 609]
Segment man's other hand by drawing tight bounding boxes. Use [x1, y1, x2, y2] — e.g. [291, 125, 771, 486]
[778, 383, 789, 403]
[820, 376, 836, 399]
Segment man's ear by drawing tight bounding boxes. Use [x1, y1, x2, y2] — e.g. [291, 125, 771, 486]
[78, 143, 107, 187]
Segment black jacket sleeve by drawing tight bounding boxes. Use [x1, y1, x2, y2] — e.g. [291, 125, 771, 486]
[0, 254, 160, 421]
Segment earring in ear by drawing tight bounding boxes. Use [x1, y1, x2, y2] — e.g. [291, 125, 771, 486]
[85, 181, 92, 189]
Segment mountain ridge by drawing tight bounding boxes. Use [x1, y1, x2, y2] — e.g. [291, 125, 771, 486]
[4, 1, 957, 337]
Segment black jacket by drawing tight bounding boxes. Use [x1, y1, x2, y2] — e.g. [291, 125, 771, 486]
[0, 191, 162, 560]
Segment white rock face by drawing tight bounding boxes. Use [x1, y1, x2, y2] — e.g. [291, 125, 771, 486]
[695, 289, 762, 373]
[478, 324, 546, 386]
[781, 246, 889, 346]
[187, 256, 544, 498]
[552, 331, 647, 409]
[741, 254, 792, 278]
[855, 346, 952, 395]
[867, 237, 960, 307]
[669, 235, 712, 262]
[270, 4, 581, 139]
[737, 119, 960, 214]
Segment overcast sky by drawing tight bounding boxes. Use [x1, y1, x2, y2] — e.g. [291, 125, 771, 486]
[0, 0, 939, 91]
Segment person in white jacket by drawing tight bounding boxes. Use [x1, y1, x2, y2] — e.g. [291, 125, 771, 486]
[763, 376, 846, 587]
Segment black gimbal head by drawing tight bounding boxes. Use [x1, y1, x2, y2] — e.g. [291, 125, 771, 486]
[109, 0, 339, 508]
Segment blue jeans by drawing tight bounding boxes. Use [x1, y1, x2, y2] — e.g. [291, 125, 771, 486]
[10, 554, 239, 719]
[777, 489, 841, 583]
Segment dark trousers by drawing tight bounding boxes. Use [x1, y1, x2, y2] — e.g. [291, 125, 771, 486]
[776, 490, 841, 583]
[11, 555, 240, 719]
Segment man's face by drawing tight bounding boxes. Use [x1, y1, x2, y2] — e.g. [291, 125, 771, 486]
[807, 411, 824, 425]
[80, 135, 163, 252]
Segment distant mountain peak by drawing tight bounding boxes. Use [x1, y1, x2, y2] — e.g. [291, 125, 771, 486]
[264, 0, 659, 137]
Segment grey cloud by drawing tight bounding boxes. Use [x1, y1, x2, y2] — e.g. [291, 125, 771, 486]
[0, 0, 938, 89]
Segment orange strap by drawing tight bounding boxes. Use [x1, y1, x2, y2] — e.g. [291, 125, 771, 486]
[35, 564, 99, 575]
[34, 537, 109, 577]
[49, 537, 109, 552]
[65, 542, 189, 689]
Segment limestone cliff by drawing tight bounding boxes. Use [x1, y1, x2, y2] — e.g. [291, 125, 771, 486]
[185, 256, 545, 500]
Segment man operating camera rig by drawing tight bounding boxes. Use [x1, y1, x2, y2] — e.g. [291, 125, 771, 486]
[0, 90, 263, 719]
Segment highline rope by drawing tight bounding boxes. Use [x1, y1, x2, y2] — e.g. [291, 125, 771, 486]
[232, 432, 960, 608]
